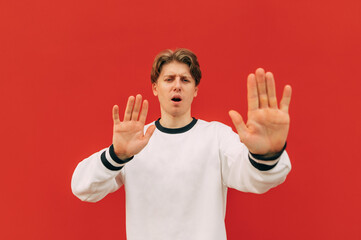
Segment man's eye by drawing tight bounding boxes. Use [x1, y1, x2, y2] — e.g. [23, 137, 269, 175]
[183, 79, 189, 82]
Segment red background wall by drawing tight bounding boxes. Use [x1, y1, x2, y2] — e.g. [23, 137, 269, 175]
[1, 0, 360, 239]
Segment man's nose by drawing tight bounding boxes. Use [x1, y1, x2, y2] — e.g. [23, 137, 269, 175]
[173, 77, 182, 90]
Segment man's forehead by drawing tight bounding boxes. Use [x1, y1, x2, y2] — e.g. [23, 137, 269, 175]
[163, 72, 192, 77]
[161, 62, 191, 75]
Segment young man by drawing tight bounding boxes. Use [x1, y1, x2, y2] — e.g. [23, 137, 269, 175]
[72, 49, 292, 240]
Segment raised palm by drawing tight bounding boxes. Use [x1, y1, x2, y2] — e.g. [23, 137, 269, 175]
[112, 94, 155, 160]
[229, 68, 292, 155]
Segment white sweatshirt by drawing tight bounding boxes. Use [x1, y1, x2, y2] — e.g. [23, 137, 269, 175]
[72, 119, 291, 240]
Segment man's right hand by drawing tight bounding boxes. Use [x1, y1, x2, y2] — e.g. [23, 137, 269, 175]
[112, 94, 156, 160]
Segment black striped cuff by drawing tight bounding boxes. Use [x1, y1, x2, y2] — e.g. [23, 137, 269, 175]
[100, 145, 134, 171]
[248, 142, 287, 171]
[249, 158, 279, 171]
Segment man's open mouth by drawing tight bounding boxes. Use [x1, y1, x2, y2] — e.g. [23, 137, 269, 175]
[171, 97, 182, 102]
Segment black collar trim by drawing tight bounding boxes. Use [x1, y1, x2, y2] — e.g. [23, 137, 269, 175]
[155, 118, 198, 134]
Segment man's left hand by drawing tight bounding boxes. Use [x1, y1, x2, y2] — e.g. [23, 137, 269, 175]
[229, 68, 292, 156]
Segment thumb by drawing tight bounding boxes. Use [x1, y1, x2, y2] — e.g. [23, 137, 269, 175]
[228, 110, 248, 141]
[144, 125, 156, 141]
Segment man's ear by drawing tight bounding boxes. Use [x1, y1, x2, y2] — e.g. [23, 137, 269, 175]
[194, 86, 198, 97]
[152, 83, 158, 96]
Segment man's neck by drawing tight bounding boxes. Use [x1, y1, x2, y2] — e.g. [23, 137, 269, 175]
[159, 111, 193, 129]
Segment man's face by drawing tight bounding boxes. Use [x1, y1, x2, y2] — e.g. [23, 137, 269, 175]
[152, 61, 198, 118]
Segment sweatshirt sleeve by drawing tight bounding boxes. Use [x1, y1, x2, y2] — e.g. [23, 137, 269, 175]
[219, 124, 291, 194]
[71, 146, 133, 202]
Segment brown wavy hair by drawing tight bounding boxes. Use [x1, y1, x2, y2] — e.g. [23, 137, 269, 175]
[151, 48, 202, 86]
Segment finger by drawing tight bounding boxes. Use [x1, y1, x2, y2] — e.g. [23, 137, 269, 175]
[143, 125, 156, 142]
[131, 94, 143, 121]
[265, 72, 278, 108]
[112, 105, 121, 124]
[280, 85, 292, 113]
[255, 68, 268, 108]
[247, 74, 259, 111]
[228, 110, 248, 141]
[124, 96, 135, 121]
[138, 100, 149, 124]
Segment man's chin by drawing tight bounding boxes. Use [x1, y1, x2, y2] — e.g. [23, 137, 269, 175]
[168, 109, 187, 118]
[161, 105, 190, 118]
